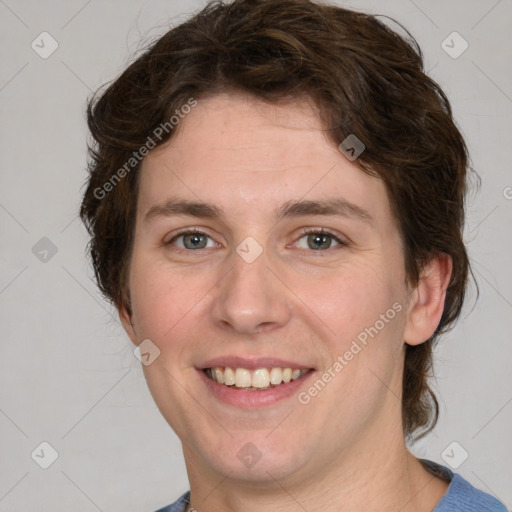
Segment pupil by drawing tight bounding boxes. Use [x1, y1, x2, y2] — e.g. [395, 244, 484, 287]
[185, 233, 206, 249]
[309, 233, 330, 250]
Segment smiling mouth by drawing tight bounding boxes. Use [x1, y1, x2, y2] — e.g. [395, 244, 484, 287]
[204, 366, 312, 391]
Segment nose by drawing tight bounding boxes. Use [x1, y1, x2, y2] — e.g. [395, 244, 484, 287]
[211, 248, 292, 335]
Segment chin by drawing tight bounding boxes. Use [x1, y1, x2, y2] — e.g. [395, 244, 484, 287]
[195, 432, 313, 484]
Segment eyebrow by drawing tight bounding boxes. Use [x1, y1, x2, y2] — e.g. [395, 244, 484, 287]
[144, 197, 373, 225]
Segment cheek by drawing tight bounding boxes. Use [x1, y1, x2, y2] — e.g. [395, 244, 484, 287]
[128, 256, 205, 341]
[295, 261, 401, 339]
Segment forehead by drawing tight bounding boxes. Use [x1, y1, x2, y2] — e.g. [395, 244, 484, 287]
[137, 94, 390, 224]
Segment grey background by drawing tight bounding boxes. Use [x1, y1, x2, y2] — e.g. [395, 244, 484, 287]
[1, 0, 511, 510]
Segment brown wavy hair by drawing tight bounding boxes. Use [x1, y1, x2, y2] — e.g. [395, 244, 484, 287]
[80, 0, 473, 440]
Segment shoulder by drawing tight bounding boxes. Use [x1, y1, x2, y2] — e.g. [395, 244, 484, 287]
[154, 490, 190, 512]
[152, 467, 509, 512]
[436, 474, 508, 511]
[423, 460, 508, 512]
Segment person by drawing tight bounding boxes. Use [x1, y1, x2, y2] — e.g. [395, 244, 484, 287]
[80, 0, 507, 510]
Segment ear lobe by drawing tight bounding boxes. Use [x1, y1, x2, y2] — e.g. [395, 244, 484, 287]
[118, 302, 138, 346]
[403, 253, 453, 346]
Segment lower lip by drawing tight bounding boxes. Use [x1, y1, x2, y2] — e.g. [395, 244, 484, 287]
[198, 369, 315, 409]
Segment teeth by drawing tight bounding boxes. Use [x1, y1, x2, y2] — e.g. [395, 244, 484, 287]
[235, 368, 252, 387]
[214, 367, 224, 384]
[269, 368, 282, 385]
[291, 369, 301, 380]
[252, 368, 270, 388]
[206, 366, 310, 389]
[224, 367, 235, 385]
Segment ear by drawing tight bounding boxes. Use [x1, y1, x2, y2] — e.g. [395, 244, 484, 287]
[118, 302, 138, 346]
[403, 253, 452, 346]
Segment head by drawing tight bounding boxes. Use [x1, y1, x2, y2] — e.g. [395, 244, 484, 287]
[81, 0, 471, 482]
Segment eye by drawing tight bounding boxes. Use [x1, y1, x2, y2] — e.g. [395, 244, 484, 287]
[295, 229, 345, 251]
[167, 230, 217, 250]
[165, 228, 345, 252]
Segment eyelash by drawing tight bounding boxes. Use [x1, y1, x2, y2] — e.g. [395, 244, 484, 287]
[165, 227, 347, 252]
[295, 227, 347, 250]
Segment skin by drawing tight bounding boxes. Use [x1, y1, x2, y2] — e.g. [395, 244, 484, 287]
[120, 93, 452, 512]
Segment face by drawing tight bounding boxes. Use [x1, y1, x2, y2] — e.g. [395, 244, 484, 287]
[121, 93, 416, 485]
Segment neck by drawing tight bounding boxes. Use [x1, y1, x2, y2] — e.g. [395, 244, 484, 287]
[183, 422, 448, 512]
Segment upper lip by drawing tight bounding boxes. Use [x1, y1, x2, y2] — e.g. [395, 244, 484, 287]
[198, 356, 315, 371]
